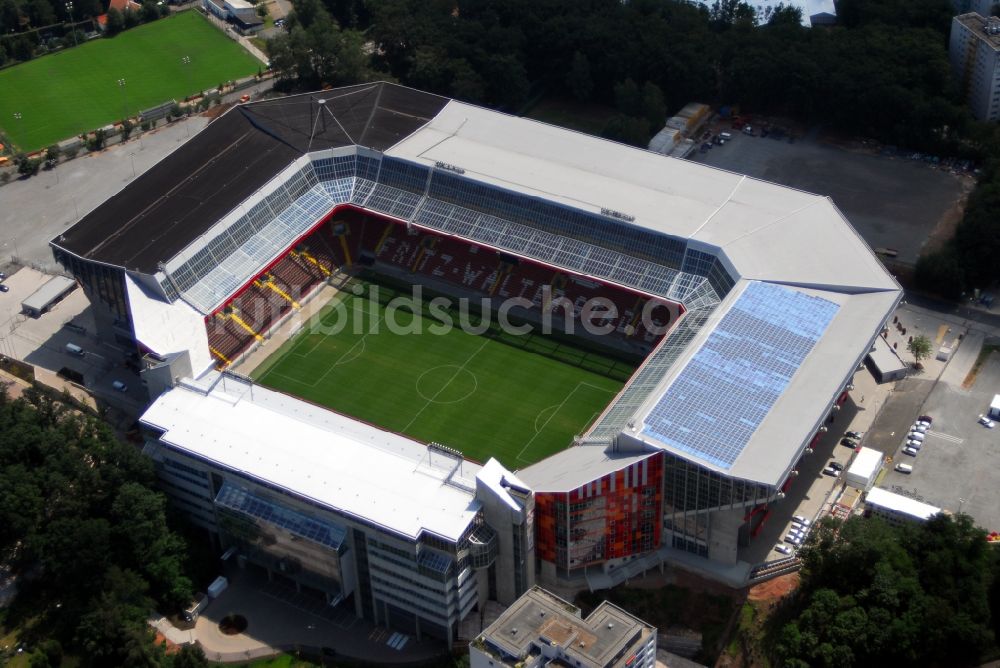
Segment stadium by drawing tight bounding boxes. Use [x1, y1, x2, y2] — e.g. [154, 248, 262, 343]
[51, 83, 901, 644]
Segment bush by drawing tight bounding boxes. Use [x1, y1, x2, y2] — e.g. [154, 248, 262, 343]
[86, 129, 107, 152]
[1, 172, 11, 184]
[140, 120, 151, 132]
[44, 144, 61, 168]
[63, 145, 80, 159]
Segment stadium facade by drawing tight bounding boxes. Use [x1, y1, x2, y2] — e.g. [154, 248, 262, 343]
[51, 83, 900, 641]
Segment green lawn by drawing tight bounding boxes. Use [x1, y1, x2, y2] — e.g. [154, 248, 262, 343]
[0, 11, 261, 152]
[252, 285, 630, 468]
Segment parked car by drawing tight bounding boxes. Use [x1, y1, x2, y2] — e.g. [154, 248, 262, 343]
[845, 431, 863, 440]
[906, 440, 922, 450]
[979, 415, 995, 428]
[784, 534, 803, 546]
[895, 463, 913, 474]
[840, 437, 858, 447]
[775, 544, 793, 555]
[918, 415, 933, 424]
[112, 380, 128, 392]
[822, 466, 840, 477]
[902, 446, 919, 457]
[911, 423, 928, 433]
[0, 285, 9, 293]
[829, 461, 844, 471]
[908, 432, 925, 442]
[915, 419, 931, 428]
[792, 515, 811, 526]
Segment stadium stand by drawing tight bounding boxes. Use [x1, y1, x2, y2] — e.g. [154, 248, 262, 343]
[201, 209, 683, 367]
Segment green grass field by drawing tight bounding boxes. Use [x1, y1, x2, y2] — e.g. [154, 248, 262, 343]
[0, 11, 261, 152]
[252, 286, 633, 468]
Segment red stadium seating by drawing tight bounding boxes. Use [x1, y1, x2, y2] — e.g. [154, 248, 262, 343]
[204, 208, 678, 367]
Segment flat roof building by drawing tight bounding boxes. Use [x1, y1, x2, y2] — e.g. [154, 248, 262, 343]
[845, 447, 883, 492]
[21, 275, 76, 318]
[470, 586, 656, 668]
[865, 487, 942, 527]
[141, 372, 535, 645]
[950, 13, 1000, 121]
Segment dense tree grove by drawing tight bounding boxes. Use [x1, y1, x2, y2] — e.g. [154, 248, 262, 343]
[0, 0, 167, 66]
[0, 389, 202, 667]
[773, 513, 1000, 667]
[917, 121, 1000, 297]
[268, 0, 966, 151]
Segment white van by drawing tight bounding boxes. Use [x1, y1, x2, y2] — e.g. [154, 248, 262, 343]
[112, 380, 128, 392]
[895, 463, 913, 474]
[720, 131, 733, 140]
[65, 342, 84, 356]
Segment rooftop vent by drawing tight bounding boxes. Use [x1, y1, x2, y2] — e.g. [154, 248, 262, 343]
[511, 628, 518, 635]
[607, 623, 614, 629]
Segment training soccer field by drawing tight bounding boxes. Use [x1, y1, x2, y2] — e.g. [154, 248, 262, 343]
[252, 285, 634, 469]
[0, 11, 261, 152]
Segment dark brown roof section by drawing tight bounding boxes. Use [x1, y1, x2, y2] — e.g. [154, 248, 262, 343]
[52, 83, 449, 274]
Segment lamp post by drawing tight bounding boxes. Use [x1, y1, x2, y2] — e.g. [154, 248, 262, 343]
[181, 56, 193, 138]
[129, 152, 136, 179]
[64, 2, 78, 47]
[117, 78, 128, 122]
[14, 111, 24, 148]
[181, 55, 193, 96]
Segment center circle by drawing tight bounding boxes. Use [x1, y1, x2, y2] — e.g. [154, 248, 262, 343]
[416, 365, 478, 404]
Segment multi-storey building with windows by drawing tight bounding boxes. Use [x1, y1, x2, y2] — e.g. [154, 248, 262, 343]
[141, 372, 533, 644]
[950, 12, 1000, 120]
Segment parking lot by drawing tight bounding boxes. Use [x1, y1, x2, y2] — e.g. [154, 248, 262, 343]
[882, 342, 1000, 531]
[689, 128, 969, 264]
[0, 266, 146, 418]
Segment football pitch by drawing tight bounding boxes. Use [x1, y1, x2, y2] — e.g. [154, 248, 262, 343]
[0, 11, 261, 152]
[252, 286, 635, 469]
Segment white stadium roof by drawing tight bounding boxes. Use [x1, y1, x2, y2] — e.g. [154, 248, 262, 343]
[125, 84, 901, 497]
[387, 100, 898, 293]
[140, 373, 484, 542]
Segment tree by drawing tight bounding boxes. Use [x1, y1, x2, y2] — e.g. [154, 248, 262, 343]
[907, 334, 932, 364]
[641, 82, 667, 130]
[140, 0, 160, 23]
[602, 114, 651, 148]
[169, 645, 208, 668]
[106, 7, 124, 35]
[86, 128, 106, 152]
[565, 51, 593, 102]
[613, 78, 642, 118]
[121, 118, 134, 141]
[774, 513, 997, 666]
[15, 154, 41, 176]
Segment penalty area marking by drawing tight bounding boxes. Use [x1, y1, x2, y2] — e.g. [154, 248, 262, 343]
[517, 381, 618, 464]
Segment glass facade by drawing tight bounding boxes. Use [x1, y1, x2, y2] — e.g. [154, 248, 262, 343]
[53, 250, 131, 329]
[660, 451, 773, 557]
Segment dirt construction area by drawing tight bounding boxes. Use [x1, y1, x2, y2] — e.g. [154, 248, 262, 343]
[689, 128, 971, 265]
